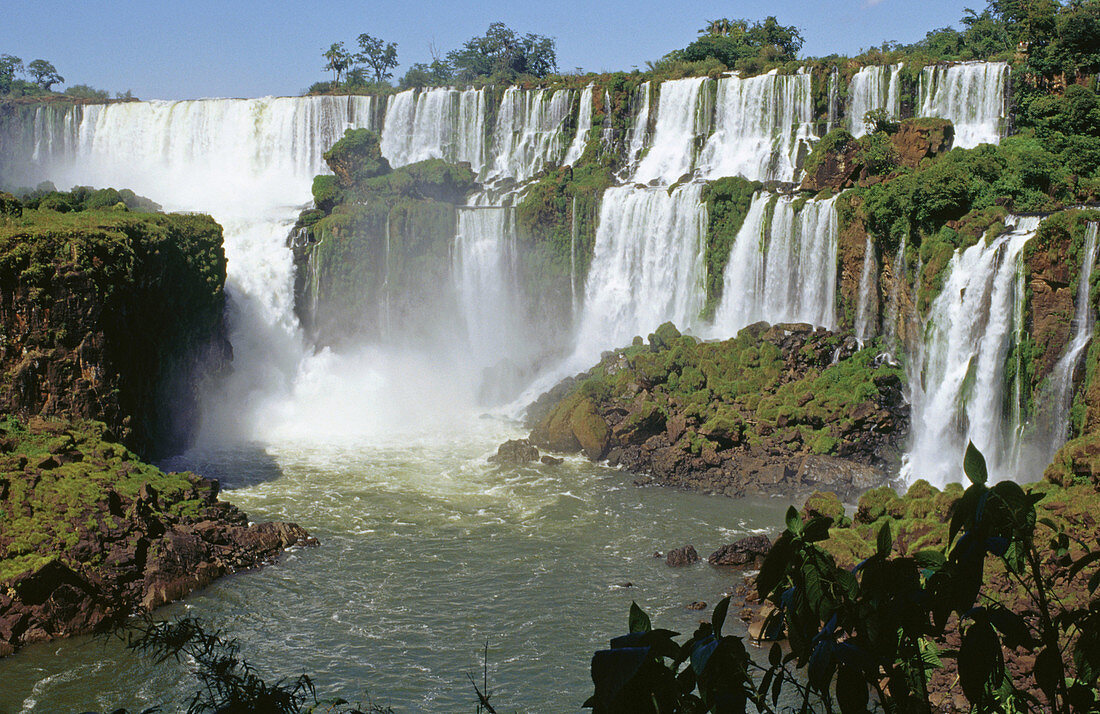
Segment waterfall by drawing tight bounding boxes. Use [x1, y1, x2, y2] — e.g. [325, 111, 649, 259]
[570, 195, 579, 319]
[379, 87, 488, 173]
[573, 183, 708, 357]
[563, 85, 594, 166]
[2, 96, 383, 441]
[826, 69, 839, 133]
[698, 70, 814, 183]
[847, 64, 902, 137]
[485, 87, 574, 183]
[904, 216, 1041, 487]
[854, 237, 878, 342]
[1023, 222, 1100, 470]
[626, 81, 652, 169]
[632, 77, 710, 184]
[711, 192, 839, 335]
[884, 236, 907, 347]
[454, 201, 523, 367]
[918, 61, 1009, 149]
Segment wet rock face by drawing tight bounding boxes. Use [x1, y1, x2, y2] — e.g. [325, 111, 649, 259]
[0, 212, 230, 459]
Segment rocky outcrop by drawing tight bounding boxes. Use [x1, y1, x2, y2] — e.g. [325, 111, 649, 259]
[489, 438, 540, 464]
[0, 416, 316, 657]
[665, 545, 700, 567]
[707, 535, 771, 568]
[0, 208, 230, 458]
[524, 322, 909, 500]
[801, 119, 954, 193]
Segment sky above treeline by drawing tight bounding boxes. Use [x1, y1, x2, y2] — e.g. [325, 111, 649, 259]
[4, 0, 985, 100]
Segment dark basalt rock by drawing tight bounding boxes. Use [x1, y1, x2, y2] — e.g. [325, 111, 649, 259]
[666, 545, 700, 567]
[489, 438, 540, 464]
[708, 535, 772, 568]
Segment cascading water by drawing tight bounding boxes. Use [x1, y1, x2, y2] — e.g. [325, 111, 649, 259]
[632, 77, 710, 184]
[1020, 222, 1099, 472]
[453, 201, 523, 371]
[854, 237, 879, 343]
[904, 216, 1041, 487]
[847, 64, 903, 137]
[711, 192, 839, 335]
[379, 87, 488, 173]
[918, 61, 1009, 149]
[698, 70, 814, 183]
[563, 84, 594, 166]
[826, 69, 839, 133]
[625, 81, 652, 170]
[4, 96, 381, 443]
[485, 87, 574, 183]
[572, 183, 708, 358]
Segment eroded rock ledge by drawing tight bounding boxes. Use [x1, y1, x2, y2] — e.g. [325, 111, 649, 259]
[0, 416, 316, 657]
[518, 322, 909, 500]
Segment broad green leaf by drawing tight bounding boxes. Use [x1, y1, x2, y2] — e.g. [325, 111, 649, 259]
[876, 522, 892, 558]
[836, 662, 869, 714]
[785, 506, 802, 535]
[629, 601, 651, 633]
[711, 596, 730, 638]
[963, 441, 988, 485]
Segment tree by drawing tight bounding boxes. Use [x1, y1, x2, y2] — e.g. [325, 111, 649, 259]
[322, 42, 352, 85]
[446, 23, 557, 82]
[0, 54, 23, 94]
[355, 33, 399, 83]
[400, 60, 454, 89]
[64, 84, 109, 101]
[680, 16, 804, 67]
[26, 59, 63, 90]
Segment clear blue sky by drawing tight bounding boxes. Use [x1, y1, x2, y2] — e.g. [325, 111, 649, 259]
[2, 0, 979, 100]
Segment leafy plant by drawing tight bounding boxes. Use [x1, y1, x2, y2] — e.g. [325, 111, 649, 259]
[587, 443, 1100, 713]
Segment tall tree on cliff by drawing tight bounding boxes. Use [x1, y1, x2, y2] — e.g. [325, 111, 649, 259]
[26, 59, 62, 91]
[355, 34, 399, 83]
[446, 23, 557, 82]
[0, 54, 23, 94]
[323, 42, 352, 85]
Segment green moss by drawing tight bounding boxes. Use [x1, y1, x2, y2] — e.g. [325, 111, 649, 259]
[700, 176, 761, 319]
[802, 128, 855, 178]
[0, 416, 212, 583]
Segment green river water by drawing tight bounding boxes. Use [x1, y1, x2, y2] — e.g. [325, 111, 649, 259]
[0, 417, 791, 713]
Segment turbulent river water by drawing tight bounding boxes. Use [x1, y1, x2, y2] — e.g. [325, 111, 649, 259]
[0, 421, 788, 712]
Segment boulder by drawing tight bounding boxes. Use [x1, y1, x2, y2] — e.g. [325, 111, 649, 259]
[708, 535, 772, 568]
[489, 439, 540, 464]
[666, 545, 700, 567]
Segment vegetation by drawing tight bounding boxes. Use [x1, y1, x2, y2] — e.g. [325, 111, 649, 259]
[587, 445, 1100, 713]
[0, 417, 212, 583]
[296, 129, 477, 344]
[701, 177, 761, 319]
[0, 192, 225, 455]
[0, 52, 132, 101]
[650, 16, 804, 76]
[537, 322, 903, 460]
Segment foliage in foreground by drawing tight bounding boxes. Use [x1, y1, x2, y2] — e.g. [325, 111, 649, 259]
[85, 618, 395, 714]
[586, 444, 1100, 713]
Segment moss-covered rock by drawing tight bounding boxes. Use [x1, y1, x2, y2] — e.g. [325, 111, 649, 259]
[524, 323, 909, 499]
[0, 415, 316, 656]
[323, 128, 391, 187]
[0, 205, 228, 457]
